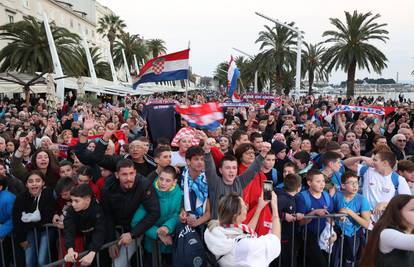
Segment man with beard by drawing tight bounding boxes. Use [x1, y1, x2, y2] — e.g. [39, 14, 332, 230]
[101, 159, 160, 267]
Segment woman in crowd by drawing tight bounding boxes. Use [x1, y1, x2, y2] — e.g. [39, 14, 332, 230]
[360, 194, 414, 266]
[204, 192, 281, 267]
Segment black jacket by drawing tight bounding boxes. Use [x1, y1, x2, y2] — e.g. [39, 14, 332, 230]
[275, 188, 297, 241]
[63, 199, 105, 252]
[77, 138, 156, 177]
[101, 175, 160, 241]
[12, 188, 57, 243]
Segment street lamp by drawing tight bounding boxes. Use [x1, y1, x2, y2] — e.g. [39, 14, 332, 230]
[232, 47, 258, 93]
[255, 11, 303, 96]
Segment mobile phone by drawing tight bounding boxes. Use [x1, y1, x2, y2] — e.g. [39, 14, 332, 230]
[354, 139, 360, 146]
[263, 180, 273, 201]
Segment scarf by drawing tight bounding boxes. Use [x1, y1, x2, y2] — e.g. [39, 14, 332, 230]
[324, 105, 385, 123]
[222, 223, 257, 238]
[182, 167, 208, 217]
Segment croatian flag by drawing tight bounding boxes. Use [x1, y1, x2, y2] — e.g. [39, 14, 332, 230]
[227, 55, 240, 99]
[133, 49, 189, 89]
[175, 102, 223, 131]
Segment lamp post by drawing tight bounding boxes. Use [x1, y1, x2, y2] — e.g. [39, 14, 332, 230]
[232, 47, 258, 93]
[255, 11, 303, 96]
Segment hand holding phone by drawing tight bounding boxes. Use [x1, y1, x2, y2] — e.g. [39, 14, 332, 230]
[263, 180, 273, 201]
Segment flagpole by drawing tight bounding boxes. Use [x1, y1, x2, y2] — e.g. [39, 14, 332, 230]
[185, 41, 190, 103]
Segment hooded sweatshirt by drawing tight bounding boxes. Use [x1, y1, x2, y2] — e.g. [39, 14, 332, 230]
[204, 220, 280, 267]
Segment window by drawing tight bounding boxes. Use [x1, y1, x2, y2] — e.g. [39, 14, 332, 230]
[91, 31, 94, 37]
[8, 15, 14, 23]
[85, 28, 88, 35]
[70, 18, 73, 28]
[22, 0, 29, 8]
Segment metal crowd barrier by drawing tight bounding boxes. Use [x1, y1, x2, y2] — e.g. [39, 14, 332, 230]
[0, 214, 370, 267]
[275, 213, 370, 267]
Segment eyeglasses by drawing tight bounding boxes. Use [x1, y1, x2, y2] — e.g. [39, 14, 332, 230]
[397, 139, 407, 143]
[244, 150, 255, 155]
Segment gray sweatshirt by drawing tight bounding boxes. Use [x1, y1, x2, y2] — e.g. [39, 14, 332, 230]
[205, 153, 264, 219]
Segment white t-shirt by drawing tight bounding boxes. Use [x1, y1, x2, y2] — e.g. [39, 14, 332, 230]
[358, 164, 411, 221]
[171, 151, 186, 167]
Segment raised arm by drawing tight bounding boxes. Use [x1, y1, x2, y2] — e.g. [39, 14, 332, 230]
[343, 156, 372, 173]
[238, 142, 270, 188]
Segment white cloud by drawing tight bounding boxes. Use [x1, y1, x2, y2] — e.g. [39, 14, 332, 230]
[99, 0, 414, 84]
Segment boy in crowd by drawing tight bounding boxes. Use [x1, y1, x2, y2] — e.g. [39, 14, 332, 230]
[77, 166, 101, 201]
[261, 150, 279, 189]
[147, 146, 172, 183]
[320, 151, 343, 195]
[397, 160, 414, 195]
[332, 172, 371, 267]
[59, 160, 76, 180]
[64, 184, 106, 266]
[131, 166, 182, 266]
[296, 170, 334, 267]
[344, 150, 411, 223]
[274, 173, 303, 267]
[292, 150, 313, 178]
[200, 130, 271, 219]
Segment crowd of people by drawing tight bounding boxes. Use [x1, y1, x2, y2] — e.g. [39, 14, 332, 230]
[0, 91, 413, 267]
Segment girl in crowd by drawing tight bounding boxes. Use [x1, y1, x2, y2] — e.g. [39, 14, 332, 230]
[360, 195, 414, 267]
[12, 170, 57, 267]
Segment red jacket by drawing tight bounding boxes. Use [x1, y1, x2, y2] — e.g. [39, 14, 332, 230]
[239, 163, 273, 236]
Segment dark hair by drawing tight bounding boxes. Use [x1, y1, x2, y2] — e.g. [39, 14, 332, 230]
[293, 151, 310, 165]
[70, 184, 93, 198]
[55, 177, 76, 195]
[249, 132, 263, 143]
[306, 169, 323, 181]
[376, 150, 397, 168]
[231, 130, 247, 146]
[78, 166, 94, 179]
[234, 143, 255, 164]
[283, 162, 298, 172]
[0, 177, 8, 190]
[341, 171, 359, 184]
[360, 195, 414, 267]
[398, 160, 414, 172]
[220, 154, 238, 167]
[373, 134, 386, 145]
[325, 141, 341, 152]
[218, 192, 243, 225]
[116, 159, 135, 172]
[185, 146, 204, 160]
[134, 136, 149, 143]
[322, 151, 341, 167]
[153, 146, 171, 158]
[59, 160, 73, 168]
[31, 148, 59, 175]
[283, 174, 301, 192]
[160, 165, 177, 180]
[26, 170, 46, 183]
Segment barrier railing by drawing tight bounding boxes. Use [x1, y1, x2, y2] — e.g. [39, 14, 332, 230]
[0, 214, 369, 267]
[274, 213, 369, 267]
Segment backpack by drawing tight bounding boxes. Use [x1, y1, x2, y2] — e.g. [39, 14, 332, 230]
[300, 190, 331, 212]
[172, 223, 207, 267]
[359, 165, 399, 194]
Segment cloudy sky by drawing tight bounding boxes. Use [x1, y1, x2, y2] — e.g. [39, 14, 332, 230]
[99, 0, 414, 84]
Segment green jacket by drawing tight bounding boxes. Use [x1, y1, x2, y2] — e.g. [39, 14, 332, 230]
[131, 180, 182, 253]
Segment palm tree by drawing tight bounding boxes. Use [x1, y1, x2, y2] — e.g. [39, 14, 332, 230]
[0, 16, 80, 104]
[213, 61, 229, 87]
[97, 14, 126, 56]
[146, 39, 167, 58]
[255, 24, 297, 94]
[0, 16, 80, 74]
[113, 32, 148, 73]
[67, 46, 112, 80]
[302, 42, 328, 95]
[322, 11, 389, 97]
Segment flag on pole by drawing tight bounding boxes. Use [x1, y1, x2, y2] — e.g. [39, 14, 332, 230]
[133, 49, 189, 89]
[227, 55, 240, 99]
[175, 102, 223, 131]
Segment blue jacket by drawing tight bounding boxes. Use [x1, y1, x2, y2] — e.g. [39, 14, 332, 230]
[0, 190, 16, 238]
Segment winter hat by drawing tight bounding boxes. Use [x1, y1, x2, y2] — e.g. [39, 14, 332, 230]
[271, 140, 287, 154]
